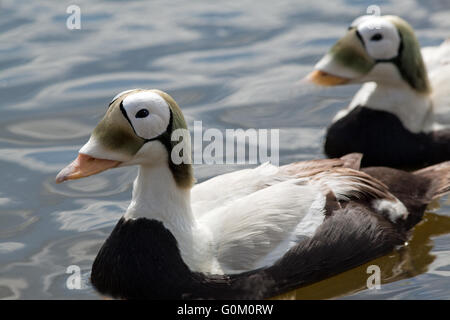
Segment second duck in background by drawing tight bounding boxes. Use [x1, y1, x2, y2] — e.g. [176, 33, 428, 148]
[308, 15, 450, 168]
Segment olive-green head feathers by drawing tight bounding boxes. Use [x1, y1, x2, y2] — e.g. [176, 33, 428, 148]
[384, 15, 430, 93]
[77, 89, 194, 188]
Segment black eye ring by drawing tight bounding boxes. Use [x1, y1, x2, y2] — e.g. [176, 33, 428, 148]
[135, 109, 149, 118]
[371, 33, 383, 41]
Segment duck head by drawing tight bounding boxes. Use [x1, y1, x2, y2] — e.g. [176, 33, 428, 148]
[56, 89, 194, 188]
[308, 15, 430, 94]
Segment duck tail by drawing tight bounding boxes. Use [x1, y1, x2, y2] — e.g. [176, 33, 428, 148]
[414, 161, 450, 200]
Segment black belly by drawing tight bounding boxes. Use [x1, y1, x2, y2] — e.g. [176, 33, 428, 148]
[324, 106, 450, 168]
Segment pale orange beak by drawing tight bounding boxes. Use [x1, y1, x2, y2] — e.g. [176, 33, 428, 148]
[306, 70, 350, 86]
[55, 153, 121, 184]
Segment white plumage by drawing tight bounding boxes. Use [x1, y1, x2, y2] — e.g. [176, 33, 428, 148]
[422, 39, 450, 125]
[174, 157, 402, 274]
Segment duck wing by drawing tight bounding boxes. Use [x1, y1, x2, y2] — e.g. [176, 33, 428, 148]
[191, 153, 362, 218]
[201, 163, 403, 275]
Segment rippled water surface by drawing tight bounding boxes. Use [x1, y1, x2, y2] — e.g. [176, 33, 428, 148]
[0, 0, 449, 299]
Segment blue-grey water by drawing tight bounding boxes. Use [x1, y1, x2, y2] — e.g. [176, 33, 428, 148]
[0, 0, 449, 299]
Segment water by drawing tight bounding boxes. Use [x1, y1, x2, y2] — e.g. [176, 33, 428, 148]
[0, 0, 449, 299]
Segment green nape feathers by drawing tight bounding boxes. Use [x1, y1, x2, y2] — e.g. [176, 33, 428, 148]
[151, 89, 195, 189]
[385, 16, 431, 93]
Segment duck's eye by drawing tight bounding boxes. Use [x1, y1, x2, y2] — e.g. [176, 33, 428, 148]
[371, 33, 383, 41]
[135, 109, 149, 118]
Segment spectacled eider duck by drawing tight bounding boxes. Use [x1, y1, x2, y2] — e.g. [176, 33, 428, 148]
[308, 15, 450, 168]
[56, 89, 450, 299]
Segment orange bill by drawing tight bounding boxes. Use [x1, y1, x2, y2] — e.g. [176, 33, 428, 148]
[56, 153, 121, 183]
[306, 70, 350, 86]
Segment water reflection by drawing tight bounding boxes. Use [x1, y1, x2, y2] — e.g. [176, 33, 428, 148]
[0, 147, 79, 173]
[275, 210, 450, 299]
[53, 199, 127, 232]
[44, 166, 136, 197]
[0, 210, 37, 238]
[0, 242, 25, 254]
[7, 119, 92, 140]
[0, 278, 28, 300]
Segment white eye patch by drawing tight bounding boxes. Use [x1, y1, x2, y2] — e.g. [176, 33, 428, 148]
[121, 91, 171, 140]
[356, 16, 401, 60]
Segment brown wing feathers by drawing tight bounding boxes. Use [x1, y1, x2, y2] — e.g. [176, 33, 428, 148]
[414, 161, 450, 200]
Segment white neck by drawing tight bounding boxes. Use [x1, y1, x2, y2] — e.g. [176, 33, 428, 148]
[333, 64, 435, 133]
[123, 164, 217, 273]
[125, 164, 193, 227]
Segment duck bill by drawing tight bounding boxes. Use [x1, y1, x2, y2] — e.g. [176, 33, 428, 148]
[307, 70, 351, 86]
[55, 153, 121, 183]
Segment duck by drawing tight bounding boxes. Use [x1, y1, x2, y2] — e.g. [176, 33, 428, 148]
[55, 89, 450, 299]
[308, 15, 450, 168]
